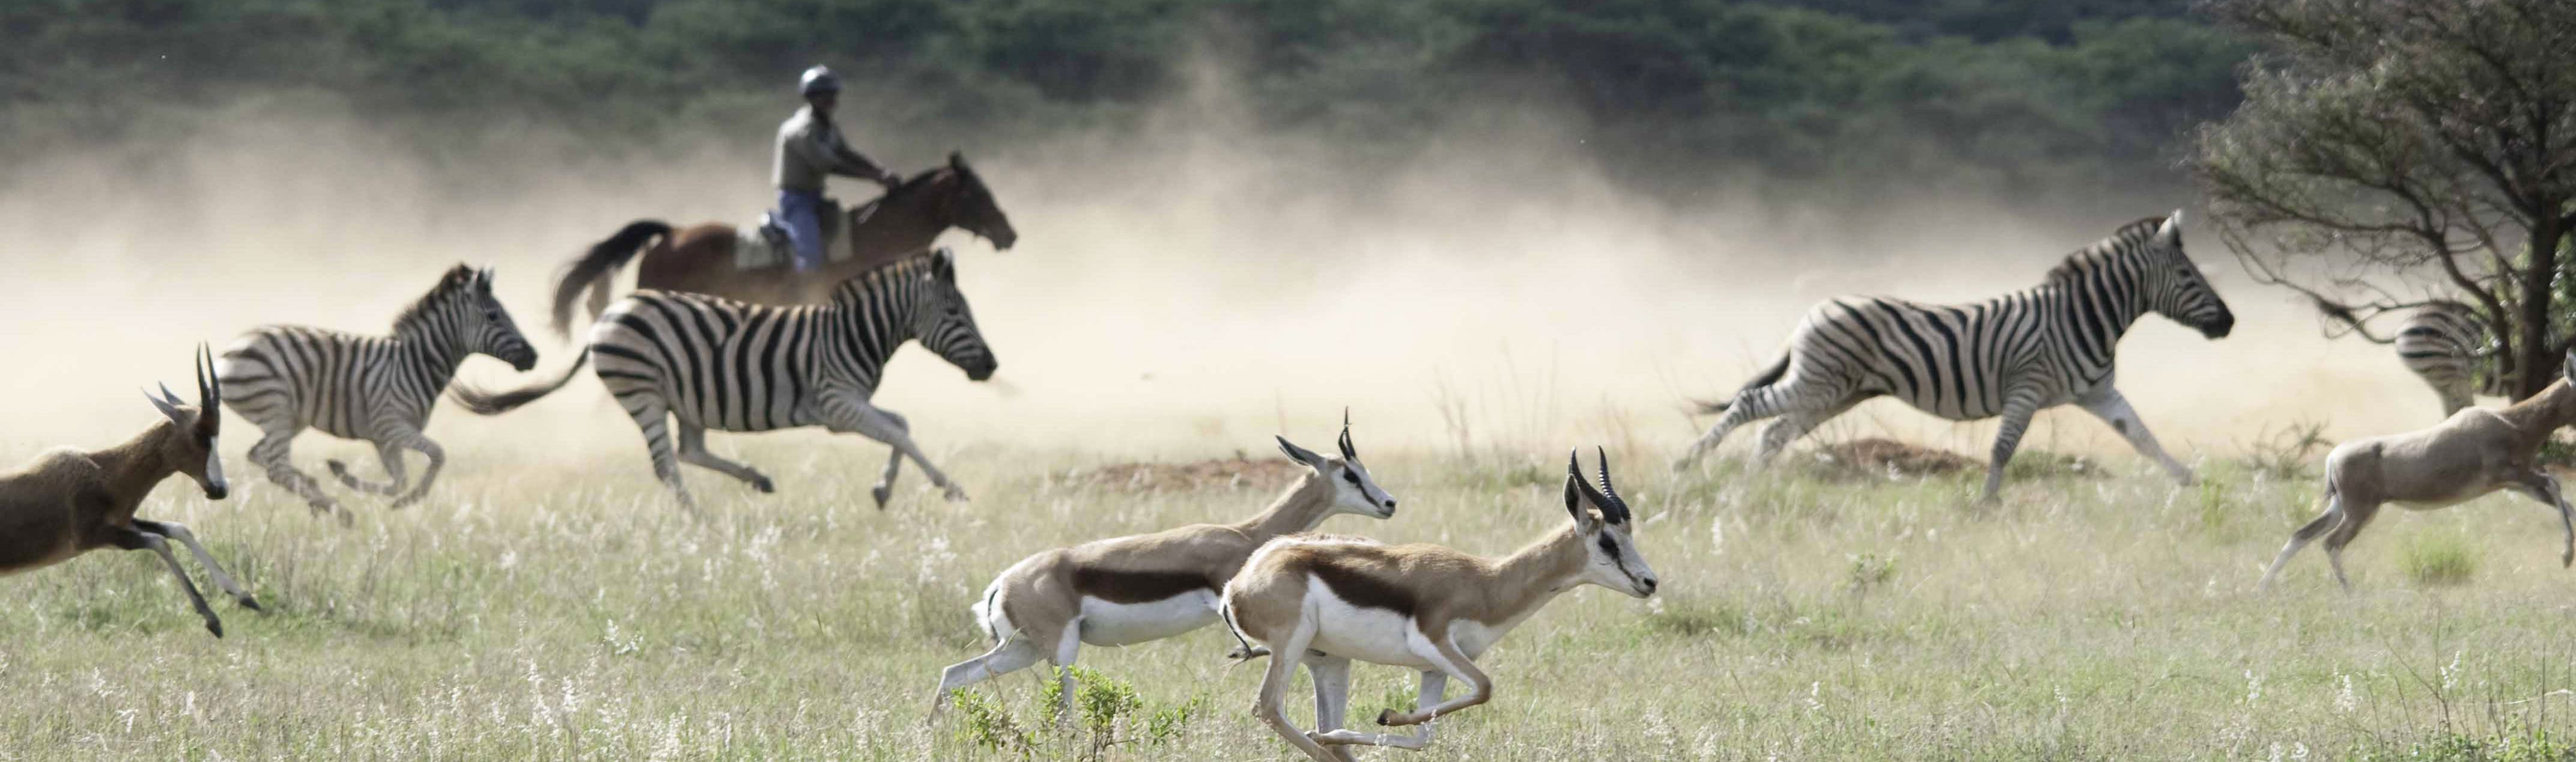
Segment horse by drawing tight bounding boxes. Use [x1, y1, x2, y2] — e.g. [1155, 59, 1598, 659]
[547, 151, 1018, 336]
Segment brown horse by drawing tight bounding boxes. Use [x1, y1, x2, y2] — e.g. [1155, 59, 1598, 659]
[549, 151, 1018, 335]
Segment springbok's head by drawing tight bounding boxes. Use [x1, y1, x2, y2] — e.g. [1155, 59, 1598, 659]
[938, 152, 1016, 251]
[1276, 410, 1397, 522]
[913, 248, 998, 382]
[1564, 448, 1657, 598]
[2137, 210, 2235, 340]
[461, 266, 539, 371]
[144, 345, 226, 501]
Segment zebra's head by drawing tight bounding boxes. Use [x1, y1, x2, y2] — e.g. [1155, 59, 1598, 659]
[913, 248, 997, 382]
[462, 266, 540, 371]
[2137, 210, 2235, 340]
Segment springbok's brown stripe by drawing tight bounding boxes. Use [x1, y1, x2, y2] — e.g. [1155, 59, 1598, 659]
[1071, 566, 1216, 605]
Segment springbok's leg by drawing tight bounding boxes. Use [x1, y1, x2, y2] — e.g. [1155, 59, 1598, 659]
[869, 409, 910, 508]
[1979, 388, 2047, 504]
[822, 398, 966, 502]
[2259, 490, 2345, 589]
[249, 424, 345, 522]
[2321, 499, 2384, 591]
[2077, 389, 2194, 486]
[1299, 657, 1360, 761]
[326, 439, 409, 496]
[1251, 621, 1339, 762]
[1378, 633, 1493, 727]
[931, 637, 1046, 715]
[2506, 471, 2576, 567]
[1046, 621, 1082, 726]
[111, 526, 223, 638]
[674, 422, 773, 493]
[1316, 669, 1442, 750]
[129, 519, 259, 610]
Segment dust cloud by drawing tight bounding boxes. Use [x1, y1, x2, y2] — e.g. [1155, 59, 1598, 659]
[0, 80, 2431, 469]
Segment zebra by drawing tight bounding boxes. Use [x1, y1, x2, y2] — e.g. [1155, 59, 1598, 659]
[1672, 212, 2236, 502]
[215, 264, 539, 520]
[451, 248, 997, 511]
[2393, 302, 2505, 417]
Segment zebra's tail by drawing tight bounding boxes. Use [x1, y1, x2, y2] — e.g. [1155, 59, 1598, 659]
[1694, 352, 1791, 415]
[449, 348, 591, 415]
[551, 221, 672, 339]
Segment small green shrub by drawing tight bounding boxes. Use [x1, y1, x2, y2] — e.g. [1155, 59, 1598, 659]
[2404, 534, 2480, 587]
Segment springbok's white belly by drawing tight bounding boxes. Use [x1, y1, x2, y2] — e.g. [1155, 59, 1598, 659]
[1304, 579, 1439, 669]
[1078, 590, 1220, 647]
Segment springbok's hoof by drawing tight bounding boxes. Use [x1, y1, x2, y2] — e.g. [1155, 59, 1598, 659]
[239, 596, 264, 612]
[749, 474, 775, 493]
[941, 486, 971, 503]
[870, 485, 893, 509]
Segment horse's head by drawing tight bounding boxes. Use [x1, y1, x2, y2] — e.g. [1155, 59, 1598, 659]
[933, 151, 1016, 251]
[912, 248, 998, 382]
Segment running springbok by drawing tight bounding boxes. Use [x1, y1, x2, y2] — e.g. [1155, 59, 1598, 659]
[0, 346, 260, 636]
[2260, 350, 2576, 590]
[1221, 448, 1659, 761]
[932, 414, 1399, 718]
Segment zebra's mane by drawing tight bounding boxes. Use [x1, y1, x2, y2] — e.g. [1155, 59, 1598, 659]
[2043, 217, 2169, 285]
[831, 252, 945, 300]
[392, 264, 482, 334]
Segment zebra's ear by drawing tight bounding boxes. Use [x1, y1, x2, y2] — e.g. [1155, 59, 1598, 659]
[2157, 210, 2184, 246]
[931, 247, 956, 281]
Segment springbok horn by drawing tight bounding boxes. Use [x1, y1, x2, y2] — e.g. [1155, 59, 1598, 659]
[1594, 446, 1630, 524]
[1569, 448, 1614, 518]
[1338, 407, 1356, 459]
[196, 344, 216, 407]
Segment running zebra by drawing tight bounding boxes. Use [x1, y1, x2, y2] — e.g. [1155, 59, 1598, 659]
[216, 264, 539, 520]
[1673, 212, 2235, 502]
[452, 248, 996, 510]
[2394, 302, 2503, 417]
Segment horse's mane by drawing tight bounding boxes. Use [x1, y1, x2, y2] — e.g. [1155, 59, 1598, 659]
[840, 251, 943, 291]
[2044, 216, 2169, 284]
[393, 264, 480, 333]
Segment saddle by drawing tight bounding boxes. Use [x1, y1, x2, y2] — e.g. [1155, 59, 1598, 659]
[743, 197, 852, 272]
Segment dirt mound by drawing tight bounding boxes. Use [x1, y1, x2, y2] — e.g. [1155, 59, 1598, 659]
[1068, 456, 1305, 492]
[1812, 438, 1980, 478]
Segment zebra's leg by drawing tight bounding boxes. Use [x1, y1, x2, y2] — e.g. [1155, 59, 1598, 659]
[824, 400, 967, 502]
[870, 409, 910, 508]
[386, 435, 445, 510]
[325, 439, 409, 497]
[1980, 389, 2047, 504]
[674, 422, 774, 493]
[1676, 373, 1831, 472]
[616, 390, 697, 513]
[1751, 399, 1862, 464]
[2075, 388, 2193, 486]
[249, 425, 347, 524]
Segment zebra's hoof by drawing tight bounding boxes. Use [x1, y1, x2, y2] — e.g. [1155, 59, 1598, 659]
[326, 460, 350, 477]
[389, 495, 421, 510]
[870, 485, 892, 509]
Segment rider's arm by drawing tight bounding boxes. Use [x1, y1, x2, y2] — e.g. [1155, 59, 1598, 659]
[820, 129, 896, 183]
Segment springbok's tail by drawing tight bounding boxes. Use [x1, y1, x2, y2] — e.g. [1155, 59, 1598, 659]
[1694, 352, 1791, 415]
[551, 221, 672, 338]
[449, 349, 590, 415]
[1217, 592, 1268, 663]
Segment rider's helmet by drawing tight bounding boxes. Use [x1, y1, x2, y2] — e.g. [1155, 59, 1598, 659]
[798, 66, 842, 98]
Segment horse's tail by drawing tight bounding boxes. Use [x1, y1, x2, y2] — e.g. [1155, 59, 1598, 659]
[552, 221, 672, 338]
[1694, 351, 1791, 415]
[449, 348, 590, 415]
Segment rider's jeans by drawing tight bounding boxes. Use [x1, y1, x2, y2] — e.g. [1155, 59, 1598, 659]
[777, 189, 827, 272]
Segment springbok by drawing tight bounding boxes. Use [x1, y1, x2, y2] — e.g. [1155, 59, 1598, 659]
[1220, 448, 1659, 761]
[932, 414, 1399, 717]
[2261, 350, 2576, 590]
[0, 346, 260, 636]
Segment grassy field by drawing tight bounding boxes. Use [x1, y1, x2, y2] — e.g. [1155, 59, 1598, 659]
[8, 432, 2576, 761]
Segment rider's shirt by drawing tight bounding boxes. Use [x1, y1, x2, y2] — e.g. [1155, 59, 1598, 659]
[773, 105, 888, 193]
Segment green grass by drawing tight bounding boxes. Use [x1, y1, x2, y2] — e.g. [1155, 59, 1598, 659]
[7, 434, 2576, 760]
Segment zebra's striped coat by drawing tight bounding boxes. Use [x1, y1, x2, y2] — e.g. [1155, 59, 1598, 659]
[457, 249, 994, 510]
[2395, 302, 2504, 417]
[215, 265, 538, 519]
[1675, 212, 2235, 502]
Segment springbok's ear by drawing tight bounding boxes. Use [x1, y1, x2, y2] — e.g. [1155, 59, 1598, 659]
[1277, 436, 1328, 468]
[144, 387, 185, 425]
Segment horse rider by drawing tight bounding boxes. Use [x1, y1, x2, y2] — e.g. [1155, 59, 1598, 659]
[774, 65, 902, 273]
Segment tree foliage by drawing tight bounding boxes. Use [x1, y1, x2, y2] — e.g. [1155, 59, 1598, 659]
[2194, 0, 2576, 398]
[2, 0, 2246, 194]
